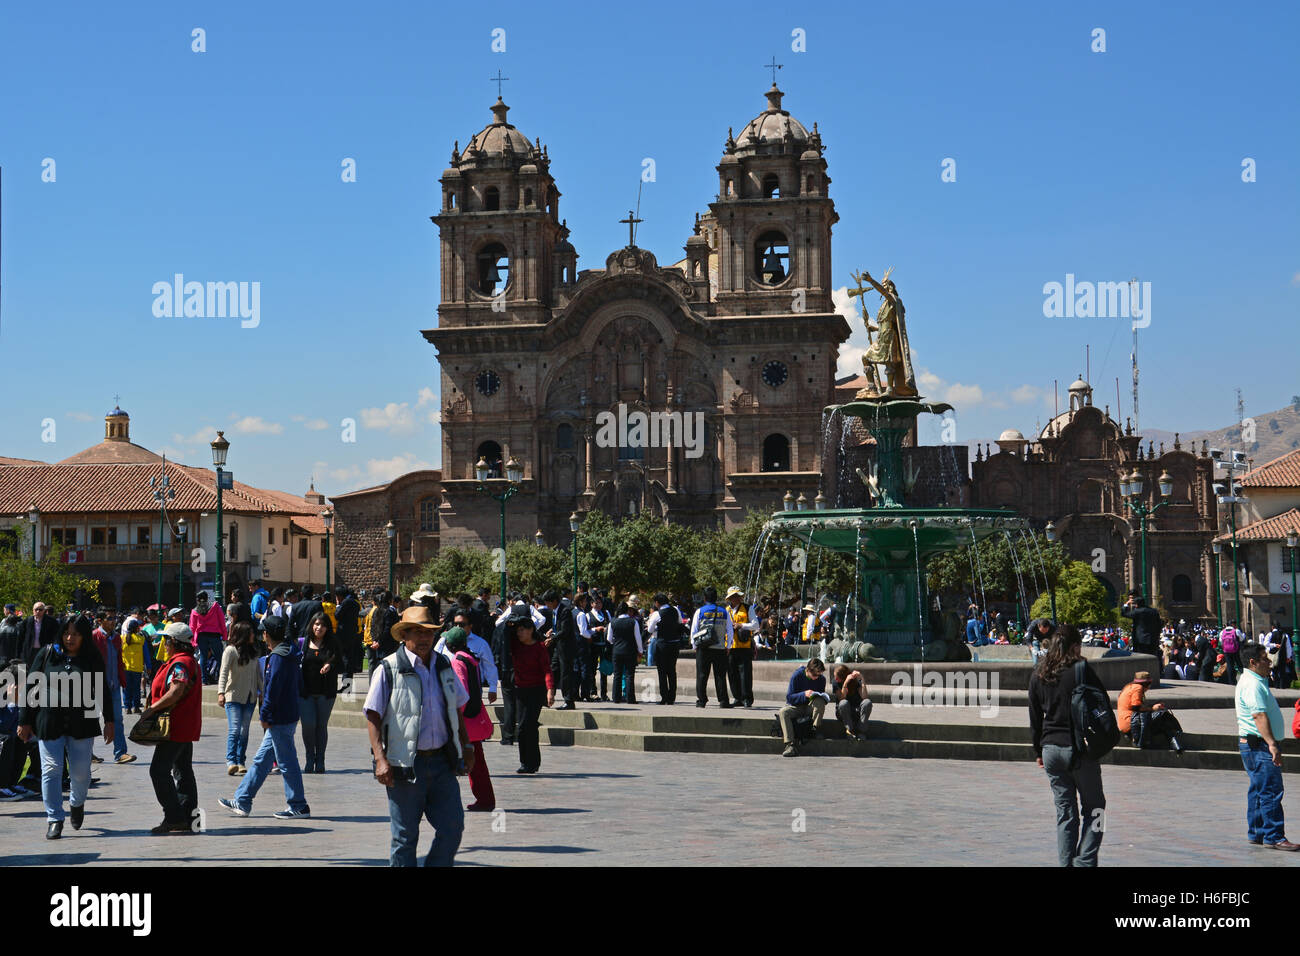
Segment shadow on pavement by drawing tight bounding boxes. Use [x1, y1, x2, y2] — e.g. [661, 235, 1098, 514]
[8, 852, 100, 865]
[502, 808, 591, 815]
[463, 844, 596, 854]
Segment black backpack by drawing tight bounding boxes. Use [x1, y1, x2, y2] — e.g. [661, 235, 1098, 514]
[456, 651, 484, 720]
[1070, 660, 1120, 761]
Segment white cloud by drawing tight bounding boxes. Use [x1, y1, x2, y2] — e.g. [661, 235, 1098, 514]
[1292, 271, 1300, 286]
[229, 415, 284, 435]
[360, 402, 417, 434]
[945, 383, 988, 407]
[66, 411, 93, 422]
[172, 425, 221, 446]
[303, 418, 329, 431]
[363, 453, 435, 484]
[417, 387, 437, 407]
[290, 414, 306, 422]
[1010, 384, 1041, 404]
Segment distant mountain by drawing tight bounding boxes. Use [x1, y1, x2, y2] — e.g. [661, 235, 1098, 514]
[1142, 399, 1300, 467]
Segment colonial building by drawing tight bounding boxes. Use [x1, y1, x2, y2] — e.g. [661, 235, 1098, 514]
[329, 470, 442, 593]
[0, 408, 334, 608]
[971, 376, 1219, 620]
[425, 85, 850, 549]
[1213, 448, 1300, 633]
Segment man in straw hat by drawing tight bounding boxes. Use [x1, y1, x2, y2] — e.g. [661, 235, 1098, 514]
[362, 604, 472, 866]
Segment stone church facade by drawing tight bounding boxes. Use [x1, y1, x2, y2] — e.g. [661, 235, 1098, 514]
[971, 377, 1219, 620]
[426, 86, 850, 549]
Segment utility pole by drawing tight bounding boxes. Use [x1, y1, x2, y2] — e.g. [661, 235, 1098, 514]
[1129, 277, 1140, 434]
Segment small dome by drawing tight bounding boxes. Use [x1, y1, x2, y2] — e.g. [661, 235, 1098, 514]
[1068, 377, 1090, 393]
[464, 98, 533, 157]
[107, 406, 127, 418]
[998, 429, 1026, 443]
[733, 85, 810, 152]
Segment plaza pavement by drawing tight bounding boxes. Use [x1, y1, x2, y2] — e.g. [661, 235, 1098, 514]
[0, 719, 1294, 866]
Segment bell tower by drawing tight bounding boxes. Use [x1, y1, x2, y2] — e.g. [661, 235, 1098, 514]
[433, 97, 570, 327]
[708, 84, 836, 316]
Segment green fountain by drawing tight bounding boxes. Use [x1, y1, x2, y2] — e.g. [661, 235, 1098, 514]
[756, 269, 1029, 662]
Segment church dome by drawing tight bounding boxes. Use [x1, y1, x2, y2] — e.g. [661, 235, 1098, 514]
[733, 85, 810, 153]
[464, 98, 534, 158]
[1068, 376, 1090, 394]
[998, 429, 1026, 443]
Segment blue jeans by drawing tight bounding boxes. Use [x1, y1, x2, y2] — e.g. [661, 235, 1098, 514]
[38, 735, 93, 822]
[232, 722, 308, 812]
[299, 695, 335, 767]
[386, 752, 464, 866]
[225, 701, 255, 766]
[1239, 739, 1286, 845]
[104, 673, 127, 759]
[122, 671, 142, 711]
[1041, 743, 1106, 866]
[646, 638, 657, 668]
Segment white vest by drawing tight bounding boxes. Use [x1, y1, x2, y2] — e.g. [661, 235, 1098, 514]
[380, 649, 463, 769]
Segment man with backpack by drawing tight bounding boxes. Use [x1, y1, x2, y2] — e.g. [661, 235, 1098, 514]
[646, 593, 683, 705]
[1220, 623, 1244, 683]
[688, 587, 732, 709]
[1028, 623, 1112, 867]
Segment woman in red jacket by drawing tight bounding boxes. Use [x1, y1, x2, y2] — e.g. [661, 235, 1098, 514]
[504, 609, 554, 774]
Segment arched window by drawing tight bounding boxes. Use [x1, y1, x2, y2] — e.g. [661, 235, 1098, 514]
[556, 423, 574, 450]
[447, 192, 457, 210]
[693, 260, 702, 278]
[476, 243, 509, 295]
[762, 434, 791, 472]
[1171, 574, 1192, 603]
[418, 498, 438, 533]
[484, 186, 500, 211]
[524, 188, 533, 207]
[228, 522, 239, 563]
[761, 173, 780, 198]
[725, 179, 734, 197]
[754, 230, 790, 285]
[805, 174, 815, 194]
[477, 441, 503, 478]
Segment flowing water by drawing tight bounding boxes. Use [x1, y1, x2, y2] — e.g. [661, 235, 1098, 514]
[969, 526, 989, 612]
[1004, 530, 1030, 626]
[911, 521, 925, 647]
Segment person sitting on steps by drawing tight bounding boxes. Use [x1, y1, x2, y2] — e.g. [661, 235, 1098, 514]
[779, 659, 830, 757]
[832, 665, 872, 740]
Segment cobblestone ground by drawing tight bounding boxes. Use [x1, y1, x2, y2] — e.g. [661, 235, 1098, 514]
[1, 724, 1293, 866]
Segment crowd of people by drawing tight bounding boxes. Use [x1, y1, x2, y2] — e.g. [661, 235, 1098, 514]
[4, 573, 1298, 866]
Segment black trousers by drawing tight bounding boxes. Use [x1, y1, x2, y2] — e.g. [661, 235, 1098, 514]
[151, 740, 197, 827]
[550, 639, 578, 703]
[695, 646, 730, 706]
[516, 685, 547, 771]
[499, 684, 518, 743]
[728, 647, 754, 705]
[656, 643, 680, 704]
[613, 654, 638, 703]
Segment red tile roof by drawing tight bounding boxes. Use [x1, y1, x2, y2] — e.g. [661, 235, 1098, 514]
[56, 439, 162, 465]
[0, 460, 322, 519]
[1239, 449, 1300, 489]
[0, 456, 47, 467]
[1214, 507, 1300, 544]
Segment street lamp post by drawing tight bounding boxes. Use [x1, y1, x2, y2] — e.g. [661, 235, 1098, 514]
[1044, 521, 1060, 623]
[569, 511, 581, 594]
[475, 455, 523, 601]
[1121, 468, 1173, 602]
[1212, 449, 1250, 630]
[27, 504, 39, 560]
[385, 520, 396, 594]
[1212, 541, 1223, 627]
[322, 509, 333, 592]
[177, 517, 187, 607]
[1287, 529, 1298, 641]
[211, 432, 230, 606]
[151, 462, 176, 616]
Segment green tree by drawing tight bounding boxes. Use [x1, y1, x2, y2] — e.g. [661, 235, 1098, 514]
[0, 547, 100, 613]
[1030, 560, 1117, 626]
[404, 546, 493, 600]
[502, 541, 570, 596]
[577, 512, 700, 599]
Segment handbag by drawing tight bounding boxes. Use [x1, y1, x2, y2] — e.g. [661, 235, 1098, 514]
[129, 710, 170, 745]
[598, 658, 614, 676]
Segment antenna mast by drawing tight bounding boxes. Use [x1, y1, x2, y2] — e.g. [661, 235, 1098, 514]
[1129, 277, 1140, 434]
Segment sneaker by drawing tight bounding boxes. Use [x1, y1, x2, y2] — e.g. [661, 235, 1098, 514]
[217, 797, 249, 817]
[273, 806, 311, 819]
[0, 788, 23, 802]
[270, 765, 283, 775]
[115, 753, 137, 764]
[14, 785, 39, 799]
[89, 754, 104, 764]
[782, 744, 798, 757]
[227, 765, 239, 776]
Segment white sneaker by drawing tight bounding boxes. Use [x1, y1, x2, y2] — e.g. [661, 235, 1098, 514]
[218, 797, 249, 817]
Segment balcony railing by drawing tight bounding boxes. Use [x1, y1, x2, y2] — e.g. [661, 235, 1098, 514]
[60, 544, 197, 565]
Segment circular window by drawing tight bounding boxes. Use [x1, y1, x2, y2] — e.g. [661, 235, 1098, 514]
[762, 360, 789, 388]
[475, 370, 501, 396]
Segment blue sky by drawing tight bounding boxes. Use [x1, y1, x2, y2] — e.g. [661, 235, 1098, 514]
[1, 0, 1296, 495]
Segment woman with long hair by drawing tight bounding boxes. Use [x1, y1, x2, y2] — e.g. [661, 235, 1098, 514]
[16, 614, 113, 840]
[1028, 623, 1107, 867]
[299, 611, 342, 773]
[218, 620, 263, 774]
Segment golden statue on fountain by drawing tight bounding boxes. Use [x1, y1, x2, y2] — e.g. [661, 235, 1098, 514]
[849, 267, 918, 399]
